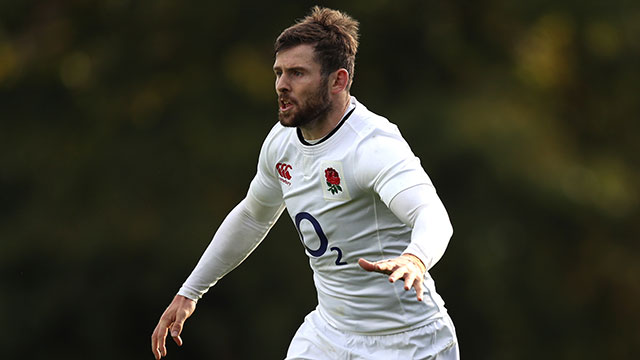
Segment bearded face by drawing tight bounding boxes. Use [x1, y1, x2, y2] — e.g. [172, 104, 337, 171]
[274, 44, 335, 130]
[278, 75, 331, 128]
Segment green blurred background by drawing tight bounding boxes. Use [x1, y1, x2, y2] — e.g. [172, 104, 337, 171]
[1, 0, 638, 359]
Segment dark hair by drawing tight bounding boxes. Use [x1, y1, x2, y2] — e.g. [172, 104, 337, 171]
[274, 6, 359, 90]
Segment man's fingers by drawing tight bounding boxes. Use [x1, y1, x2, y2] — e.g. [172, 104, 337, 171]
[359, 258, 403, 275]
[403, 271, 417, 290]
[414, 278, 424, 301]
[151, 323, 169, 359]
[170, 300, 196, 347]
[360, 256, 426, 301]
[376, 261, 396, 274]
[171, 321, 184, 347]
[388, 265, 408, 283]
[159, 326, 169, 358]
[359, 258, 395, 273]
[358, 258, 380, 272]
[151, 296, 196, 359]
[151, 329, 160, 359]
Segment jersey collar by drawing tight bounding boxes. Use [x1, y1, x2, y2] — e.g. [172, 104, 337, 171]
[297, 98, 356, 146]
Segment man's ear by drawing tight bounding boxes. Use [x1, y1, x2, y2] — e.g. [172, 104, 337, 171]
[330, 69, 350, 94]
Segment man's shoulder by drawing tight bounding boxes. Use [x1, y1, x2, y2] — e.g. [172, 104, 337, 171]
[262, 122, 296, 148]
[255, 122, 296, 168]
[265, 121, 292, 138]
[348, 100, 415, 163]
[349, 99, 403, 140]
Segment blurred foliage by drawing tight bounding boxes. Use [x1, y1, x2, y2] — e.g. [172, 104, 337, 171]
[1, 0, 639, 359]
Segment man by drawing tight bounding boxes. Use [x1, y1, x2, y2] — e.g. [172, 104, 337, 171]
[152, 6, 459, 359]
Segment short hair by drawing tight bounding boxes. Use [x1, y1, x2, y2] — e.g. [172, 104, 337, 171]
[274, 6, 360, 90]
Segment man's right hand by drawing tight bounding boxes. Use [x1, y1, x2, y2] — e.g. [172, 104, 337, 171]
[151, 295, 197, 359]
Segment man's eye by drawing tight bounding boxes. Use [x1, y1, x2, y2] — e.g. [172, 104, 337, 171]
[294, 71, 303, 76]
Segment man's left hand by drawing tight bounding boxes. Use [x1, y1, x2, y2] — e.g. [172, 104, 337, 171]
[358, 254, 427, 301]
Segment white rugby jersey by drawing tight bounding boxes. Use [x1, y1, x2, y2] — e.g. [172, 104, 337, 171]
[248, 97, 448, 334]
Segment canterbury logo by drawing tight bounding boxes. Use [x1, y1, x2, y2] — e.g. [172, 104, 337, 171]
[276, 162, 292, 185]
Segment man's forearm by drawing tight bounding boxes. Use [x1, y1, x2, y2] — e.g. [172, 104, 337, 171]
[178, 197, 285, 300]
[389, 185, 453, 271]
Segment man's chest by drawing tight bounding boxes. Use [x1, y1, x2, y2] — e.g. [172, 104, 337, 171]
[271, 148, 378, 267]
[273, 150, 357, 210]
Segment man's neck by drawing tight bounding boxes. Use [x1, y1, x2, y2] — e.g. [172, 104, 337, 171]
[299, 93, 351, 141]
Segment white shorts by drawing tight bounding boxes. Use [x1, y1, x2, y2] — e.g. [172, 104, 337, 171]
[285, 310, 459, 360]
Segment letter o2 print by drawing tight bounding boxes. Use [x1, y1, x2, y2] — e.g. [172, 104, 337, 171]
[294, 212, 347, 266]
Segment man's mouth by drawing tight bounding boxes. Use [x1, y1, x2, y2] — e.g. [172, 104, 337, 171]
[280, 98, 294, 112]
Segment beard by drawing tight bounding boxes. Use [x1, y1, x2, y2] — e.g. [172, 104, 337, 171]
[278, 77, 332, 128]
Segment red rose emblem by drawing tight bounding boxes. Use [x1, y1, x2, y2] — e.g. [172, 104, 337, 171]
[324, 168, 342, 194]
[325, 168, 340, 185]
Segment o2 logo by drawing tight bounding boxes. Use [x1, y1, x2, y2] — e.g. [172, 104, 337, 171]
[294, 212, 347, 266]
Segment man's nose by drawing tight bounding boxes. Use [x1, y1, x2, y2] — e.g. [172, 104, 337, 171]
[276, 75, 290, 93]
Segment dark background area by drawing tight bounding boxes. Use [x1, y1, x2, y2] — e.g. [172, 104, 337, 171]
[1, 0, 638, 359]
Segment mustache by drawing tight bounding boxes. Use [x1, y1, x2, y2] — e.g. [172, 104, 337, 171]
[279, 95, 296, 103]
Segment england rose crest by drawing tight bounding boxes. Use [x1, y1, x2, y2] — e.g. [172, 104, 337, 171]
[324, 167, 342, 194]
